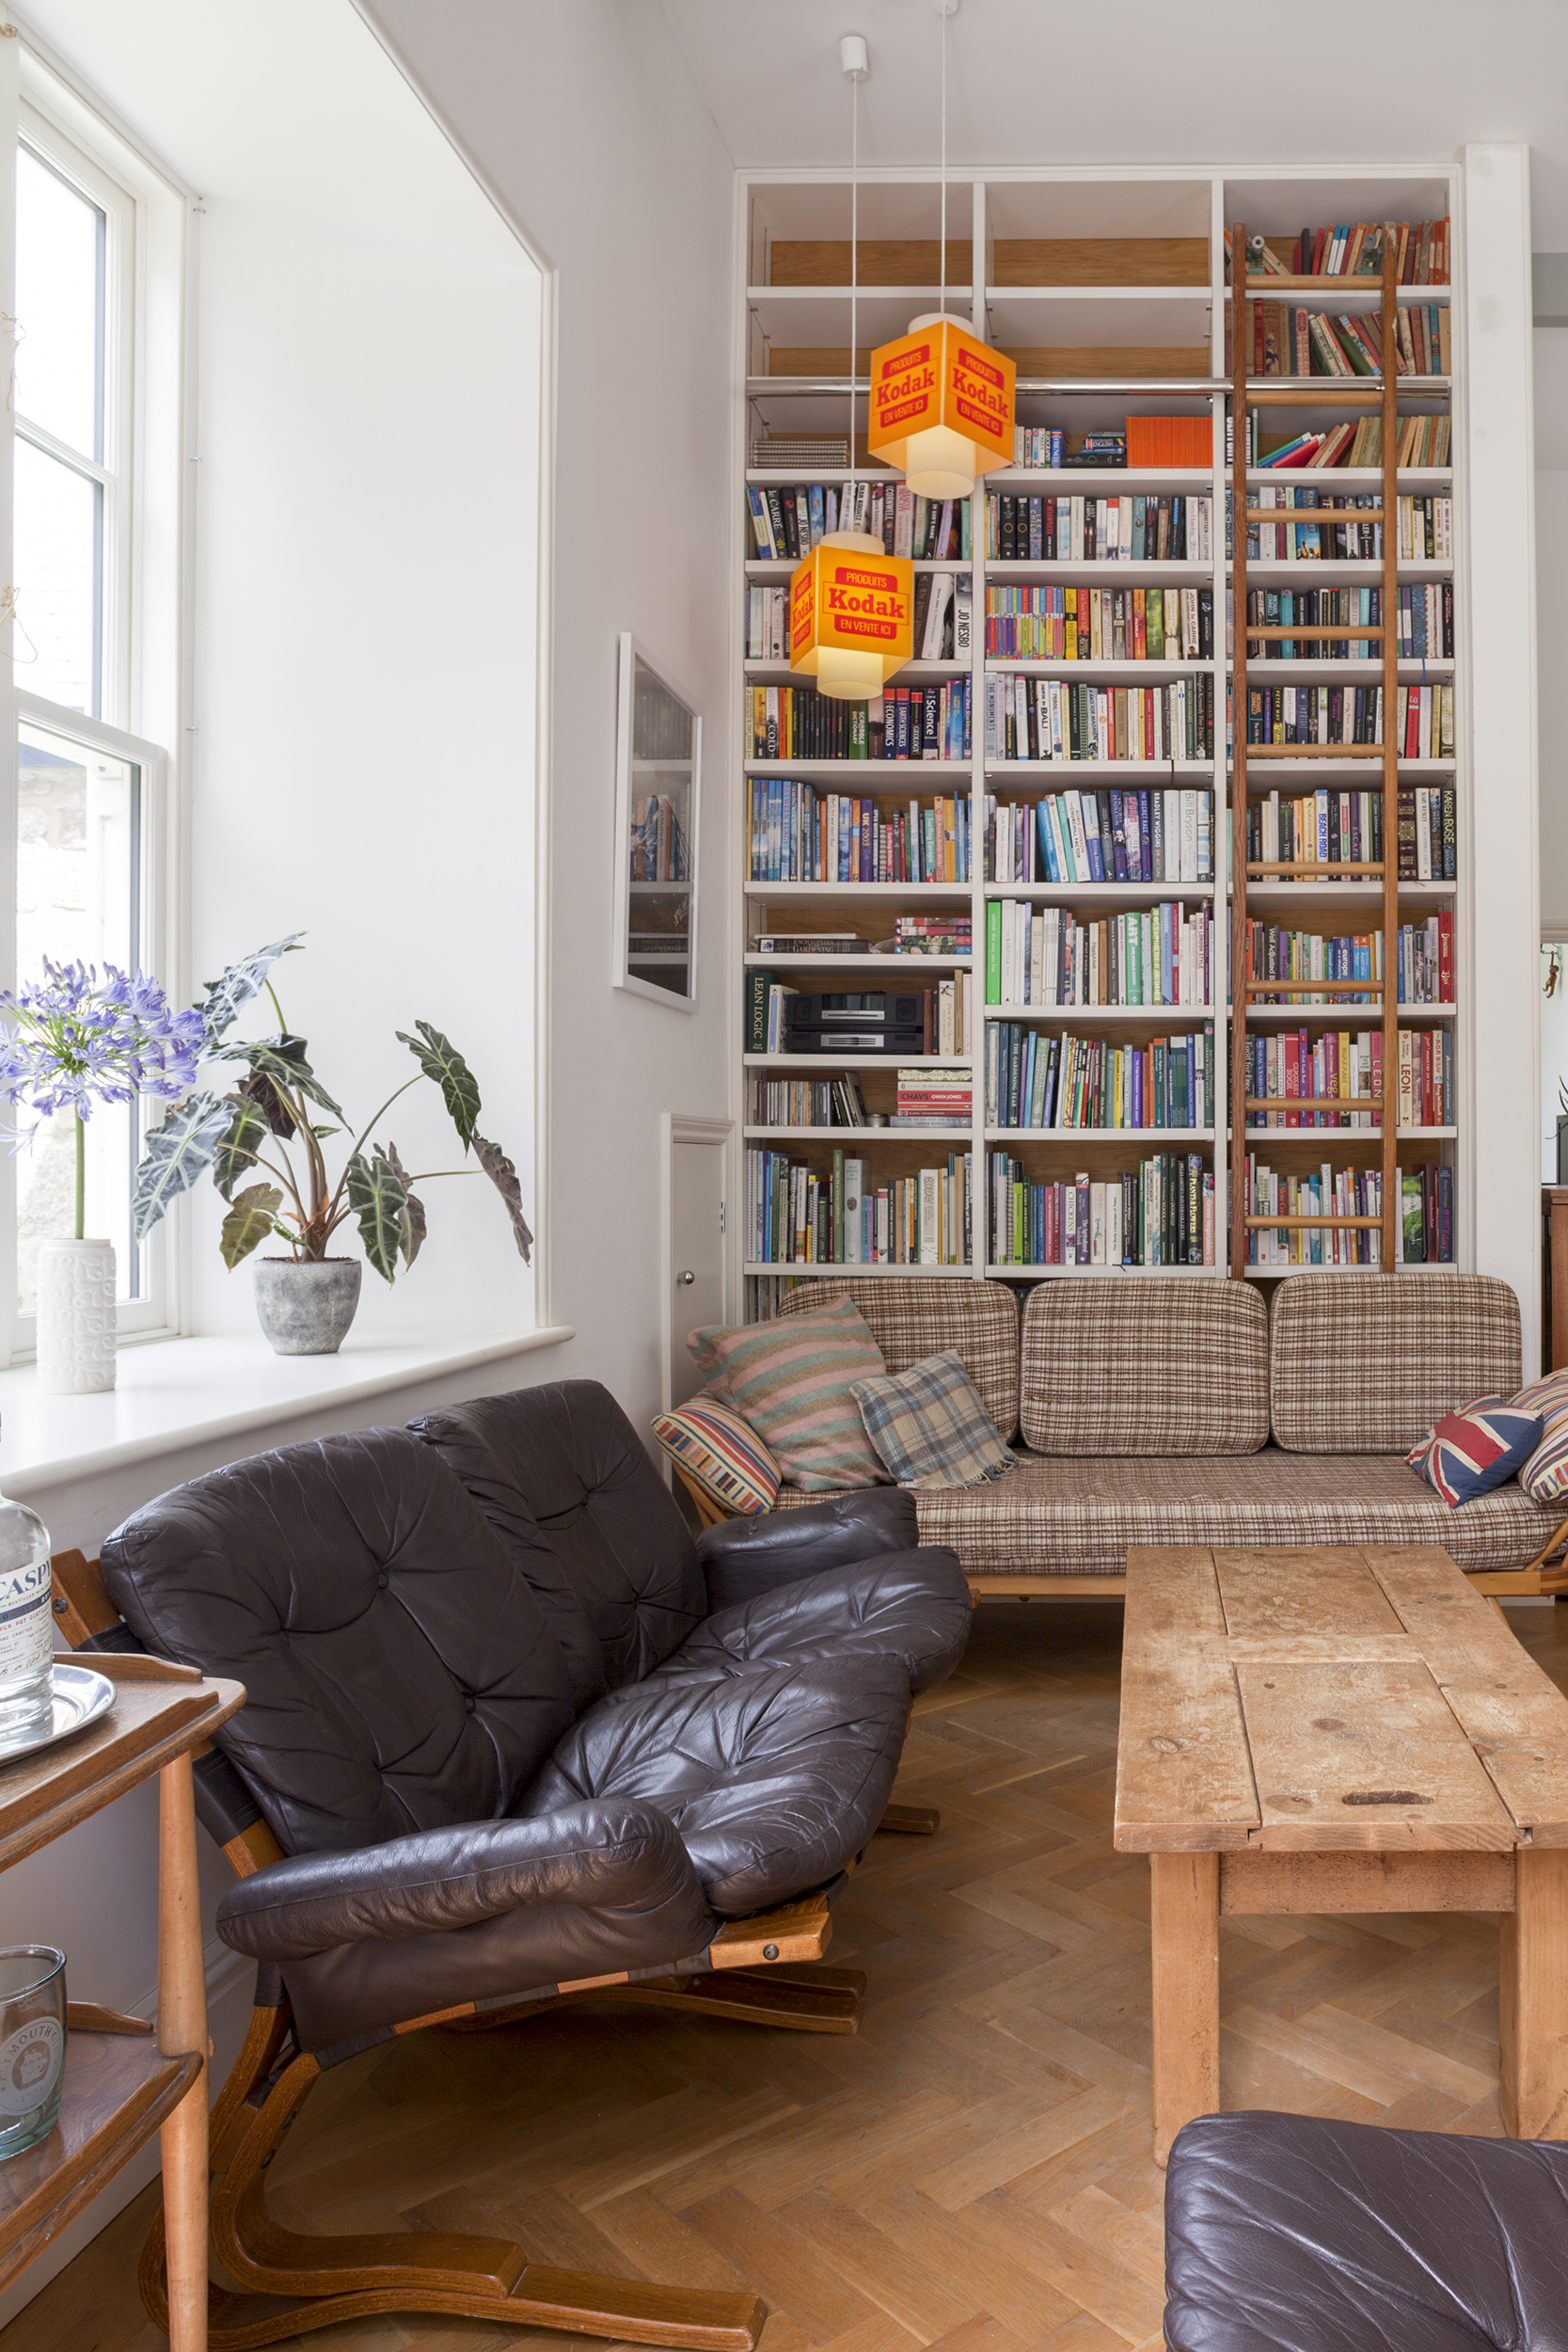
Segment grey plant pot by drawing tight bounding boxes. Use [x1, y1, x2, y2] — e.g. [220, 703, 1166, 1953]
[252, 1258, 363, 1356]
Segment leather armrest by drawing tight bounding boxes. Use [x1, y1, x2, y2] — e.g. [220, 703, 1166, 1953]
[697, 1488, 919, 1612]
[215, 1800, 711, 1963]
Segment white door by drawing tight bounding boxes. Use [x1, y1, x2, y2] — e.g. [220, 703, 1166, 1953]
[668, 1132, 727, 1409]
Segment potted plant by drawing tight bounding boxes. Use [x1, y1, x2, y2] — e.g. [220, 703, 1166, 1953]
[132, 935, 531, 1354]
[0, 961, 204, 1392]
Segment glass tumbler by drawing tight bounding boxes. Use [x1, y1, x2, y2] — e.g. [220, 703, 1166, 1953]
[0, 1947, 67, 2160]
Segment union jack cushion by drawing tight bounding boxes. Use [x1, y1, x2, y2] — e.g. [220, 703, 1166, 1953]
[1406, 1393, 1544, 1509]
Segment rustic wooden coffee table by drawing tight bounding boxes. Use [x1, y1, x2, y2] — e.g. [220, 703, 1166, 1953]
[1115, 1543, 1568, 2165]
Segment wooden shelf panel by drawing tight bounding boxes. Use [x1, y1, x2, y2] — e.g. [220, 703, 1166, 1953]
[744, 1261, 974, 1278]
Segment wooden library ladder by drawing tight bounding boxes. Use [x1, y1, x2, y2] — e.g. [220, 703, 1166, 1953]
[1228, 222, 1402, 1276]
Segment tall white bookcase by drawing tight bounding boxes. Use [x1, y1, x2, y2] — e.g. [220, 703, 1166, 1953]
[730, 166, 1465, 1316]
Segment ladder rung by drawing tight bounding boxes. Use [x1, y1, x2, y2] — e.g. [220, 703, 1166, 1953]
[1243, 1099, 1385, 1111]
[1244, 981, 1385, 995]
[1239, 275, 1406, 293]
[1243, 512, 1386, 526]
[1245, 862, 1386, 875]
[1243, 744, 1386, 759]
[1247, 385, 1387, 404]
[1243, 1215, 1386, 1229]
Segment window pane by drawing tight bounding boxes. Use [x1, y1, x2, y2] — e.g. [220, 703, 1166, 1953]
[16, 722, 142, 1309]
[15, 146, 103, 460]
[15, 440, 101, 716]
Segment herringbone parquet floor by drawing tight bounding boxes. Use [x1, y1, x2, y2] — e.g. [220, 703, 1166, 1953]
[12, 1597, 1568, 2352]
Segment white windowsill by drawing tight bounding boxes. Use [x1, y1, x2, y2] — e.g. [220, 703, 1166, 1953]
[0, 1325, 575, 1499]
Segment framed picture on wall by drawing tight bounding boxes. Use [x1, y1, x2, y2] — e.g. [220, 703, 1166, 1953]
[612, 633, 701, 1009]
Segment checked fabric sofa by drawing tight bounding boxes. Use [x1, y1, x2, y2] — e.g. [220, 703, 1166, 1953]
[770, 1270, 1568, 1594]
[55, 1377, 971, 2350]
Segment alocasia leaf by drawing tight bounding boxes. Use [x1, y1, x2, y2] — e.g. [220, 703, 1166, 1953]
[237, 1064, 297, 1141]
[133, 1091, 236, 1238]
[212, 1034, 345, 1123]
[471, 1131, 532, 1264]
[198, 935, 303, 1041]
[219, 1183, 284, 1269]
[385, 1140, 425, 1268]
[396, 1022, 481, 1151]
[345, 1149, 407, 1283]
[212, 1095, 269, 1200]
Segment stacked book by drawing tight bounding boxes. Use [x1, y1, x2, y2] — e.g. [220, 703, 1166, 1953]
[892, 914, 972, 957]
[895, 1066, 973, 1129]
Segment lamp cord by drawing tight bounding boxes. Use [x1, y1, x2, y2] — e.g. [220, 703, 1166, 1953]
[939, 6, 947, 320]
[848, 65, 858, 516]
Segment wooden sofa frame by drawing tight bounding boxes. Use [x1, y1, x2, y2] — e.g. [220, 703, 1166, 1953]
[51, 1549, 937, 2350]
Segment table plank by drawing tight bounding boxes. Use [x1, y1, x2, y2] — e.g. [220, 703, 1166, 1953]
[1224, 1633, 1416, 1664]
[1213, 1547, 1406, 1641]
[1117, 1552, 1258, 1851]
[1235, 1659, 1519, 1850]
[1221, 1847, 1516, 1915]
[1363, 1545, 1568, 1842]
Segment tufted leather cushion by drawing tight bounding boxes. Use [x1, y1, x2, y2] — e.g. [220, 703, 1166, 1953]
[519, 1654, 911, 1915]
[1164, 2109, 1568, 2351]
[668, 1549, 972, 1697]
[410, 1381, 706, 1708]
[101, 1426, 576, 1858]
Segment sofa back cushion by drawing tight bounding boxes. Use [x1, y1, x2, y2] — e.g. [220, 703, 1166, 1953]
[410, 1380, 707, 1706]
[779, 1277, 1022, 1442]
[101, 1427, 577, 1858]
[1020, 1279, 1269, 1454]
[1269, 1272, 1523, 1454]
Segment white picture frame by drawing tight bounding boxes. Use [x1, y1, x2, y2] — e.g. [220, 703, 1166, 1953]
[612, 632, 702, 1010]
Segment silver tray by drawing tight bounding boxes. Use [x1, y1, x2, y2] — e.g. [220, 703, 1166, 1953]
[0, 1663, 116, 1767]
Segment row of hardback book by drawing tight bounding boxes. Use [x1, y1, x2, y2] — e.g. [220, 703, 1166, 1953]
[985, 584, 1212, 663]
[1244, 1025, 1453, 1128]
[990, 1153, 1214, 1269]
[747, 1073, 872, 1128]
[749, 680, 971, 764]
[1239, 584, 1453, 661]
[745, 479, 969, 565]
[746, 1147, 972, 1267]
[1232, 219, 1449, 284]
[744, 978, 974, 1058]
[1244, 785, 1457, 882]
[628, 795, 688, 885]
[1247, 489, 1451, 562]
[1242, 914, 1453, 1006]
[987, 1024, 1216, 1133]
[747, 783, 973, 884]
[1243, 1158, 1453, 1266]
[748, 571, 971, 666]
[985, 786, 1213, 887]
[1235, 300, 1450, 379]
[987, 674, 1217, 767]
[1240, 683, 1454, 760]
[986, 493, 1215, 564]
[987, 899, 1212, 1011]
[1244, 413, 1451, 470]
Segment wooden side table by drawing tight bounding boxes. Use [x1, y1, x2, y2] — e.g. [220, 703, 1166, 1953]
[0, 1653, 245, 2351]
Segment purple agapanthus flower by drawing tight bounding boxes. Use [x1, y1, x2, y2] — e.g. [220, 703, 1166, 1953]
[0, 959, 205, 1133]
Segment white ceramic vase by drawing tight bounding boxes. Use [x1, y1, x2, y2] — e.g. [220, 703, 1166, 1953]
[35, 1238, 117, 1396]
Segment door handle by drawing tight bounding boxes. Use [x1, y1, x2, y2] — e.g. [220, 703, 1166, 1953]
[677, 1270, 696, 1285]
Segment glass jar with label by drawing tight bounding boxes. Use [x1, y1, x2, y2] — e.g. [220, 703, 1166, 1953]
[0, 1465, 53, 1752]
[0, 1947, 67, 2160]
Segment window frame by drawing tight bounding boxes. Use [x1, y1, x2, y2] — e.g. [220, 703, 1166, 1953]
[0, 34, 195, 1362]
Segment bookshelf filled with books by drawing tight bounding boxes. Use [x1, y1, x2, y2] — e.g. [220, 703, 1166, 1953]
[733, 169, 1463, 1314]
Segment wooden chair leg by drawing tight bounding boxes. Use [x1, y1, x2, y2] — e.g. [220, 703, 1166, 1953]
[878, 1802, 940, 1835]
[138, 1999, 766, 2351]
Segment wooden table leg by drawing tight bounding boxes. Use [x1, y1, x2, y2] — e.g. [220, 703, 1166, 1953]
[158, 1753, 209, 2352]
[1150, 1851, 1220, 2168]
[1500, 1845, 1568, 2138]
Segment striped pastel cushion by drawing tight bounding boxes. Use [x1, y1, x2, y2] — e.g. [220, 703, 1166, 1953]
[688, 1296, 890, 1492]
[651, 1394, 781, 1517]
[1510, 1368, 1568, 1503]
[1406, 1394, 1544, 1509]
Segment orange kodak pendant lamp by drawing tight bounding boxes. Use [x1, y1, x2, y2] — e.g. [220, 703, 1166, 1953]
[867, 312, 1016, 501]
[789, 530, 913, 702]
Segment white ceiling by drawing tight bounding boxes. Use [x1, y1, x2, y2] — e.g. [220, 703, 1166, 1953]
[657, 0, 1568, 249]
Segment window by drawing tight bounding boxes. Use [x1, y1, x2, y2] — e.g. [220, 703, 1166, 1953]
[2, 51, 186, 1352]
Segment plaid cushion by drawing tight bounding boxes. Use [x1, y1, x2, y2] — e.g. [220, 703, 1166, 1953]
[1270, 1272, 1523, 1454]
[852, 1353, 1016, 1490]
[688, 1295, 889, 1492]
[778, 1277, 1022, 1440]
[1510, 1369, 1568, 1503]
[652, 1393, 781, 1516]
[772, 1446, 1568, 1576]
[1406, 1394, 1544, 1509]
[1019, 1279, 1268, 1455]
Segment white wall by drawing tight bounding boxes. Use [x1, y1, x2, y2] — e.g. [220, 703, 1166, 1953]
[1539, 335, 1568, 937]
[360, 0, 737, 1425]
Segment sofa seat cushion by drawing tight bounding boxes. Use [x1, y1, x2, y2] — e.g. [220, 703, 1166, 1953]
[778, 1277, 1022, 1443]
[1270, 1271, 1524, 1453]
[665, 1549, 972, 1695]
[772, 1447, 1566, 1578]
[1020, 1279, 1269, 1454]
[517, 1655, 911, 1915]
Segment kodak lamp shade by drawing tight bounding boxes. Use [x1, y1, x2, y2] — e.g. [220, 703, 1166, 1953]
[788, 532, 913, 701]
[867, 315, 1016, 500]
